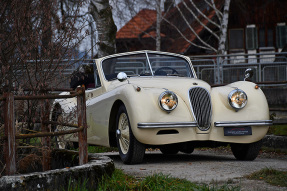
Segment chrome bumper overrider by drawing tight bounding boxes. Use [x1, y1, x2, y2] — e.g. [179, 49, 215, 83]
[214, 120, 273, 127]
[138, 122, 197, 129]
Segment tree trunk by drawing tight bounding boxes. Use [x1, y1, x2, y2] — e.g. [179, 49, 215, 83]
[216, 0, 231, 84]
[156, 0, 161, 51]
[217, 0, 230, 55]
[89, 0, 117, 57]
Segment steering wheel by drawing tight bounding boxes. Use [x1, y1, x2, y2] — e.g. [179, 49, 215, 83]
[154, 67, 179, 76]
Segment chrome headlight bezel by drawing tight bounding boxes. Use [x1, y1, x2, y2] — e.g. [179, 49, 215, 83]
[228, 89, 248, 110]
[158, 91, 178, 112]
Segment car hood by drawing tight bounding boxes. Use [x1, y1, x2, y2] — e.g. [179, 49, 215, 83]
[108, 77, 211, 93]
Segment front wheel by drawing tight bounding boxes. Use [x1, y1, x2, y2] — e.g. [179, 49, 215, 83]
[231, 140, 263, 161]
[116, 105, 145, 164]
[160, 144, 179, 155]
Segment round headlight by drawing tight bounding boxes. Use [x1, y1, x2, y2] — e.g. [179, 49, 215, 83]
[159, 91, 178, 112]
[228, 89, 248, 110]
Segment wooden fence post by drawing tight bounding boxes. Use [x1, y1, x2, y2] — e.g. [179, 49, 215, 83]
[77, 86, 88, 165]
[41, 98, 51, 171]
[4, 92, 16, 175]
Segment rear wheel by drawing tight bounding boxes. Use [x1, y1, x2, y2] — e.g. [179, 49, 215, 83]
[52, 106, 77, 150]
[231, 140, 263, 161]
[116, 105, 145, 164]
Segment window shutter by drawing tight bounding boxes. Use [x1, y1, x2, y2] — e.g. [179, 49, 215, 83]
[246, 27, 258, 50]
[276, 25, 287, 48]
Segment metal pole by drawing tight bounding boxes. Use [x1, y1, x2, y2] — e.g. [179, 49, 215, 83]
[4, 93, 16, 175]
[77, 86, 88, 165]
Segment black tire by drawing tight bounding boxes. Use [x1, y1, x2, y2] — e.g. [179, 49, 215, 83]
[231, 140, 263, 161]
[179, 143, 194, 154]
[160, 144, 179, 155]
[65, 142, 79, 150]
[116, 105, 145, 164]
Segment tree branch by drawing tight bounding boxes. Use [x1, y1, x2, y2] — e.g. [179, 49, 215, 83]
[175, 3, 217, 52]
[162, 17, 213, 51]
[182, 1, 219, 40]
[188, 0, 220, 28]
[205, 0, 223, 21]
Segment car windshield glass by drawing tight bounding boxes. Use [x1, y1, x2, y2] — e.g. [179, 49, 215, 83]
[102, 52, 193, 81]
[148, 53, 193, 77]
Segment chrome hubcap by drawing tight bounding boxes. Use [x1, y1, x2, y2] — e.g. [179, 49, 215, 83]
[117, 113, 130, 154]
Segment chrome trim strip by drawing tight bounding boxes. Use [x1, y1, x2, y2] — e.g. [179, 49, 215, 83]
[138, 122, 197, 129]
[145, 51, 154, 76]
[214, 120, 273, 127]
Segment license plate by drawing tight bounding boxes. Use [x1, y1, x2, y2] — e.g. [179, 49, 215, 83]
[224, 126, 252, 136]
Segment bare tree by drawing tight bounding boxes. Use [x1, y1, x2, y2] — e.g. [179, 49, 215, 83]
[112, 0, 230, 54]
[0, 0, 89, 93]
[156, 0, 162, 51]
[89, 0, 117, 57]
[164, 0, 230, 54]
[0, 0, 90, 145]
[217, 0, 230, 55]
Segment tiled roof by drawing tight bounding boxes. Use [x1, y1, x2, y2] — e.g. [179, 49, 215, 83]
[116, 9, 157, 39]
[142, 31, 166, 38]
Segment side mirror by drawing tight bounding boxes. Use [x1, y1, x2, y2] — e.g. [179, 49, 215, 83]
[117, 72, 128, 82]
[244, 68, 254, 81]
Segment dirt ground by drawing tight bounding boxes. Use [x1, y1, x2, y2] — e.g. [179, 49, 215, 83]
[100, 148, 287, 191]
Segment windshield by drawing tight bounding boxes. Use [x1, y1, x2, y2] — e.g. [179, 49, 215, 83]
[102, 52, 194, 81]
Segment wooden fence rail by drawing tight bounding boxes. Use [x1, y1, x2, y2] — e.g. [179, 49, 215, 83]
[1, 86, 87, 175]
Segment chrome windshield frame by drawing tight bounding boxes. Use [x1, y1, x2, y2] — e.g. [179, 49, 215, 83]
[145, 51, 154, 76]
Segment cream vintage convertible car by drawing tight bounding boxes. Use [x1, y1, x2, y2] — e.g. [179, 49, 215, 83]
[52, 50, 272, 164]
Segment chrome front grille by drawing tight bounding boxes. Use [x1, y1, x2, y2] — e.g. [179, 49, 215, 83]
[189, 87, 212, 131]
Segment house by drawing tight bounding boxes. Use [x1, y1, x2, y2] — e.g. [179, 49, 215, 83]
[116, 0, 287, 55]
[228, 0, 287, 54]
[116, 9, 160, 52]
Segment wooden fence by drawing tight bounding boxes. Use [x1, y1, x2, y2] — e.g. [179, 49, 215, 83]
[0, 86, 87, 175]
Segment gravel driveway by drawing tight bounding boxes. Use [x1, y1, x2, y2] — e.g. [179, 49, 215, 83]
[100, 149, 287, 191]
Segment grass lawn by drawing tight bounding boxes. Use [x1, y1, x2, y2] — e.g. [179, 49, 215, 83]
[96, 169, 240, 191]
[268, 124, 287, 136]
[246, 168, 287, 187]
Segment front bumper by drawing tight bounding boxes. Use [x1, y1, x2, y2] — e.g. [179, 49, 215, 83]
[138, 120, 273, 129]
[214, 120, 273, 127]
[135, 120, 272, 145]
[138, 122, 197, 129]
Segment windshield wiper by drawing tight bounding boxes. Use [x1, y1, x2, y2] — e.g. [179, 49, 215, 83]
[127, 74, 140, 77]
[167, 73, 185, 77]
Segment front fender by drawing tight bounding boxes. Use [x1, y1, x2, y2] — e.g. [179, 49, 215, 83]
[209, 81, 270, 143]
[119, 85, 195, 144]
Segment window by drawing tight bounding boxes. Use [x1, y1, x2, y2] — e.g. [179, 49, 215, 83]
[94, 65, 101, 88]
[101, 53, 194, 81]
[259, 27, 274, 48]
[276, 24, 287, 48]
[148, 53, 192, 77]
[229, 29, 244, 49]
[102, 54, 148, 80]
[246, 25, 258, 50]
